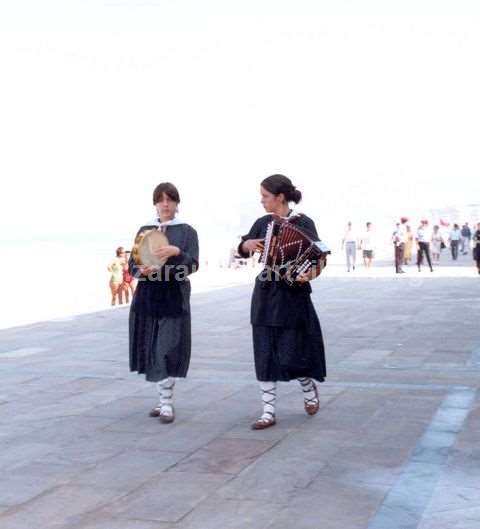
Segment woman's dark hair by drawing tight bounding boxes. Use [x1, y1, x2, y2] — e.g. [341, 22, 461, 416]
[153, 182, 180, 205]
[116, 246, 125, 257]
[261, 174, 302, 204]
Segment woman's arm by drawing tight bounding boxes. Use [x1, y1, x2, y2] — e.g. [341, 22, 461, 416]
[238, 218, 265, 258]
[167, 227, 199, 276]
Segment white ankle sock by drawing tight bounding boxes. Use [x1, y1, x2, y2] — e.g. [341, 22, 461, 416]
[298, 377, 317, 404]
[157, 377, 175, 416]
[259, 381, 276, 420]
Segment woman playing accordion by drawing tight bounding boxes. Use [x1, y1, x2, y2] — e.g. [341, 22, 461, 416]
[238, 174, 328, 430]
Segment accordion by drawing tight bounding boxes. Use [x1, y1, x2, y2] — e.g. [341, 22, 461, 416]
[260, 215, 331, 286]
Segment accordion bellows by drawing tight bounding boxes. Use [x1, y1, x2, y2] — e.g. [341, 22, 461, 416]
[260, 215, 331, 286]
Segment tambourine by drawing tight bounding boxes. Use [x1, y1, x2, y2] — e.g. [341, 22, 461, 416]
[132, 229, 169, 269]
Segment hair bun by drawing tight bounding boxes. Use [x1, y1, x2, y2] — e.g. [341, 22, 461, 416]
[291, 188, 302, 204]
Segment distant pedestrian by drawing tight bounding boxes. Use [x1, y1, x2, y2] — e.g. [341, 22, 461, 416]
[392, 217, 408, 273]
[108, 247, 126, 306]
[448, 224, 462, 260]
[473, 223, 480, 274]
[430, 225, 444, 263]
[342, 221, 359, 272]
[461, 223, 472, 255]
[120, 250, 136, 303]
[404, 225, 414, 265]
[416, 220, 433, 272]
[360, 222, 375, 268]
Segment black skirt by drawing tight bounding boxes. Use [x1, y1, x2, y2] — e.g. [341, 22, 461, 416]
[253, 326, 326, 382]
[129, 280, 192, 382]
[474, 245, 480, 262]
[252, 298, 326, 383]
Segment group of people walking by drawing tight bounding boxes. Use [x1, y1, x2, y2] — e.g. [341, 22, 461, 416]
[127, 176, 326, 429]
[341, 218, 479, 274]
[341, 221, 375, 271]
[393, 218, 480, 273]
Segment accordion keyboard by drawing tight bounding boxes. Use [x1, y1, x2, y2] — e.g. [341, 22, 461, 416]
[260, 221, 274, 263]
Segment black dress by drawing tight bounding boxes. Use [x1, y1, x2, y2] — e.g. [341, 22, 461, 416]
[473, 230, 480, 265]
[238, 214, 327, 383]
[128, 222, 199, 382]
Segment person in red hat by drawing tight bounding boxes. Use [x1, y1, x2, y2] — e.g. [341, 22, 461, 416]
[416, 220, 433, 272]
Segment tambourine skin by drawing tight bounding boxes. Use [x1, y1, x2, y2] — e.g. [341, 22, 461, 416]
[132, 229, 169, 269]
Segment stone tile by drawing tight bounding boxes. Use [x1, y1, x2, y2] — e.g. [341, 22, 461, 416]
[171, 438, 275, 475]
[0, 473, 69, 508]
[81, 396, 153, 419]
[339, 348, 393, 367]
[217, 433, 336, 503]
[102, 472, 229, 523]
[39, 435, 128, 467]
[176, 496, 283, 529]
[133, 421, 233, 453]
[315, 444, 406, 487]
[0, 442, 55, 472]
[266, 478, 386, 529]
[72, 517, 173, 529]
[9, 416, 122, 446]
[0, 347, 49, 358]
[418, 507, 480, 529]
[0, 485, 122, 529]
[425, 484, 480, 515]
[73, 449, 184, 491]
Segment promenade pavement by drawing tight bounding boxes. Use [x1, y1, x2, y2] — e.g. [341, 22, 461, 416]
[0, 256, 479, 529]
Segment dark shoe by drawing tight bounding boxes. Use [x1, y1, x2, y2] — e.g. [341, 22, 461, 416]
[304, 381, 320, 416]
[251, 413, 276, 430]
[149, 407, 161, 417]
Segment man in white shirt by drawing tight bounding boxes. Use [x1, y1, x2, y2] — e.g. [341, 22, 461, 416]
[360, 222, 375, 268]
[341, 221, 359, 272]
[416, 220, 433, 272]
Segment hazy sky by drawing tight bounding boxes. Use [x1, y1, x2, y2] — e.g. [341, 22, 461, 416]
[1, 1, 479, 253]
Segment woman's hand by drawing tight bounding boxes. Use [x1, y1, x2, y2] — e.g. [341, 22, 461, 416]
[139, 265, 158, 276]
[296, 259, 326, 283]
[153, 245, 181, 259]
[296, 272, 310, 283]
[242, 239, 264, 254]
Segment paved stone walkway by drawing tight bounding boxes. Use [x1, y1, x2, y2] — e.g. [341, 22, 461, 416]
[0, 263, 479, 529]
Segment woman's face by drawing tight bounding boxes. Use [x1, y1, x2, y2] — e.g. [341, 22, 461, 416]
[155, 193, 177, 220]
[260, 186, 285, 213]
